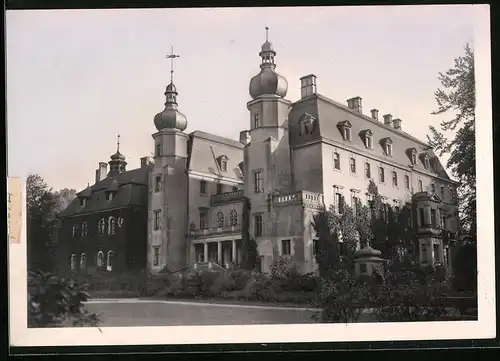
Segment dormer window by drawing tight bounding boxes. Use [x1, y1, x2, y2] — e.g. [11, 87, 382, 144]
[363, 130, 373, 149]
[80, 198, 86, 207]
[407, 148, 417, 165]
[107, 193, 113, 201]
[299, 113, 316, 136]
[337, 121, 352, 141]
[217, 155, 229, 172]
[253, 113, 261, 128]
[381, 137, 393, 156]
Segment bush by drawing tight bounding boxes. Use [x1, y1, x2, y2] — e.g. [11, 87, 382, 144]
[28, 270, 100, 328]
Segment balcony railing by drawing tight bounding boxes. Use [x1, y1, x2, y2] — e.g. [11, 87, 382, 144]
[188, 224, 242, 239]
[211, 190, 245, 205]
[274, 190, 324, 208]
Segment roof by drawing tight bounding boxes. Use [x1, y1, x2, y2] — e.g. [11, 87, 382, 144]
[187, 131, 244, 181]
[353, 245, 382, 259]
[59, 167, 150, 218]
[288, 93, 453, 181]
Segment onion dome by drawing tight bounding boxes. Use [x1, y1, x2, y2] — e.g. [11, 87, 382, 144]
[154, 82, 188, 131]
[249, 27, 288, 99]
[110, 151, 125, 161]
[108, 134, 127, 176]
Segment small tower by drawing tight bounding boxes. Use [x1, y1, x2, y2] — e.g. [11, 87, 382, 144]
[148, 46, 189, 274]
[108, 134, 127, 177]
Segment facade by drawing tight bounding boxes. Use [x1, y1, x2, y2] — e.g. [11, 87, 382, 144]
[57, 30, 459, 276]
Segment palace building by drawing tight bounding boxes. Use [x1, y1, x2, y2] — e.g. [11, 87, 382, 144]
[56, 30, 459, 276]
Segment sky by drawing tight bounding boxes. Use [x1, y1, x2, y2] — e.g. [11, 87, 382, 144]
[6, 5, 477, 191]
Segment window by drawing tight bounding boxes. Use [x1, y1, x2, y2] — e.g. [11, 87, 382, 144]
[216, 183, 223, 194]
[441, 216, 446, 230]
[72, 225, 77, 237]
[229, 210, 238, 226]
[360, 263, 367, 273]
[352, 196, 359, 216]
[365, 162, 371, 178]
[221, 159, 228, 172]
[333, 152, 340, 170]
[281, 239, 291, 255]
[200, 180, 207, 194]
[155, 175, 162, 192]
[300, 113, 316, 135]
[155, 143, 161, 157]
[108, 216, 116, 235]
[404, 175, 410, 190]
[431, 183, 436, 193]
[344, 127, 351, 141]
[216, 211, 224, 228]
[431, 209, 437, 227]
[335, 193, 344, 214]
[421, 244, 428, 263]
[313, 239, 318, 255]
[411, 151, 417, 165]
[419, 208, 425, 226]
[254, 214, 263, 237]
[440, 186, 445, 198]
[379, 167, 385, 183]
[253, 113, 261, 128]
[107, 251, 114, 271]
[81, 222, 88, 237]
[70, 254, 76, 271]
[98, 218, 105, 236]
[406, 203, 413, 227]
[97, 251, 104, 267]
[232, 186, 238, 192]
[385, 143, 393, 156]
[424, 156, 430, 169]
[80, 198, 86, 207]
[153, 246, 160, 266]
[364, 132, 373, 149]
[392, 171, 398, 186]
[189, 222, 196, 231]
[350, 157, 356, 174]
[418, 180, 423, 192]
[253, 171, 263, 193]
[154, 210, 161, 230]
[80, 253, 86, 270]
[199, 210, 208, 230]
[108, 192, 114, 201]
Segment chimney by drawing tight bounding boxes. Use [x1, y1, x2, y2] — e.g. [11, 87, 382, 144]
[393, 118, 402, 130]
[300, 74, 317, 99]
[370, 109, 379, 121]
[239, 130, 251, 145]
[95, 162, 108, 183]
[140, 156, 153, 168]
[383, 114, 393, 126]
[347, 97, 362, 113]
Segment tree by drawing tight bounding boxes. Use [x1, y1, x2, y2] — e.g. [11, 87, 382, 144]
[427, 43, 476, 244]
[312, 210, 340, 278]
[53, 188, 77, 215]
[27, 174, 60, 272]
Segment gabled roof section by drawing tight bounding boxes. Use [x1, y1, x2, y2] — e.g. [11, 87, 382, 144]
[337, 120, 352, 128]
[380, 137, 393, 144]
[107, 179, 120, 193]
[59, 167, 149, 218]
[77, 185, 92, 198]
[360, 129, 373, 137]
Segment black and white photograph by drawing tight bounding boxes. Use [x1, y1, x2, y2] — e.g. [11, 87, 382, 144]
[6, 4, 495, 348]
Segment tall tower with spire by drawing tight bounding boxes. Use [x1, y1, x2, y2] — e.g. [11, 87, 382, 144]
[244, 27, 293, 271]
[108, 133, 127, 177]
[147, 46, 189, 273]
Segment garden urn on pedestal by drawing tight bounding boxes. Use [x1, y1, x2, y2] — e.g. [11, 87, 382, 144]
[353, 245, 386, 278]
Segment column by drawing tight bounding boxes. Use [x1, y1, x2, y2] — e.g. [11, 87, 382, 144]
[232, 240, 237, 264]
[217, 241, 222, 264]
[424, 206, 432, 226]
[203, 242, 208, 263]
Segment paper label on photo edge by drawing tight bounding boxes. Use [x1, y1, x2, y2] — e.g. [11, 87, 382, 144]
[7, 177, 23, 244]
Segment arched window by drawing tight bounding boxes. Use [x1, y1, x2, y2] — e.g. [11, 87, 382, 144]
[107, 251, 114, 271]
[80, 253, 86, 270]
[108, 216, 116, 235]
[216, 212, 224, 228]
[98, 218, 105, 236]
[70, 254, 76, 271]
[81, 222, 88, 237]
[229, 210, 238, 226]
[97, 251, 104, 268]
[72, 225, 77, 238]
[392, 171, 398, 186]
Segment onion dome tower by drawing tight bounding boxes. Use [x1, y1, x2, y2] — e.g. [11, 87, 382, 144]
[108, 133, 127, 177]
[249, 27, 288, 99]
[153, 48, 188, 132]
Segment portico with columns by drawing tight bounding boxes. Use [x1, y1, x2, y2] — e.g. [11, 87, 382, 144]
[190, 236, 243, 270]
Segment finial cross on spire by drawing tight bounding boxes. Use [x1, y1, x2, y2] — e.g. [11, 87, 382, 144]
[117, 133, 121, 152]
[265, 26, 269, 41]
[165, 45, 180, 84]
